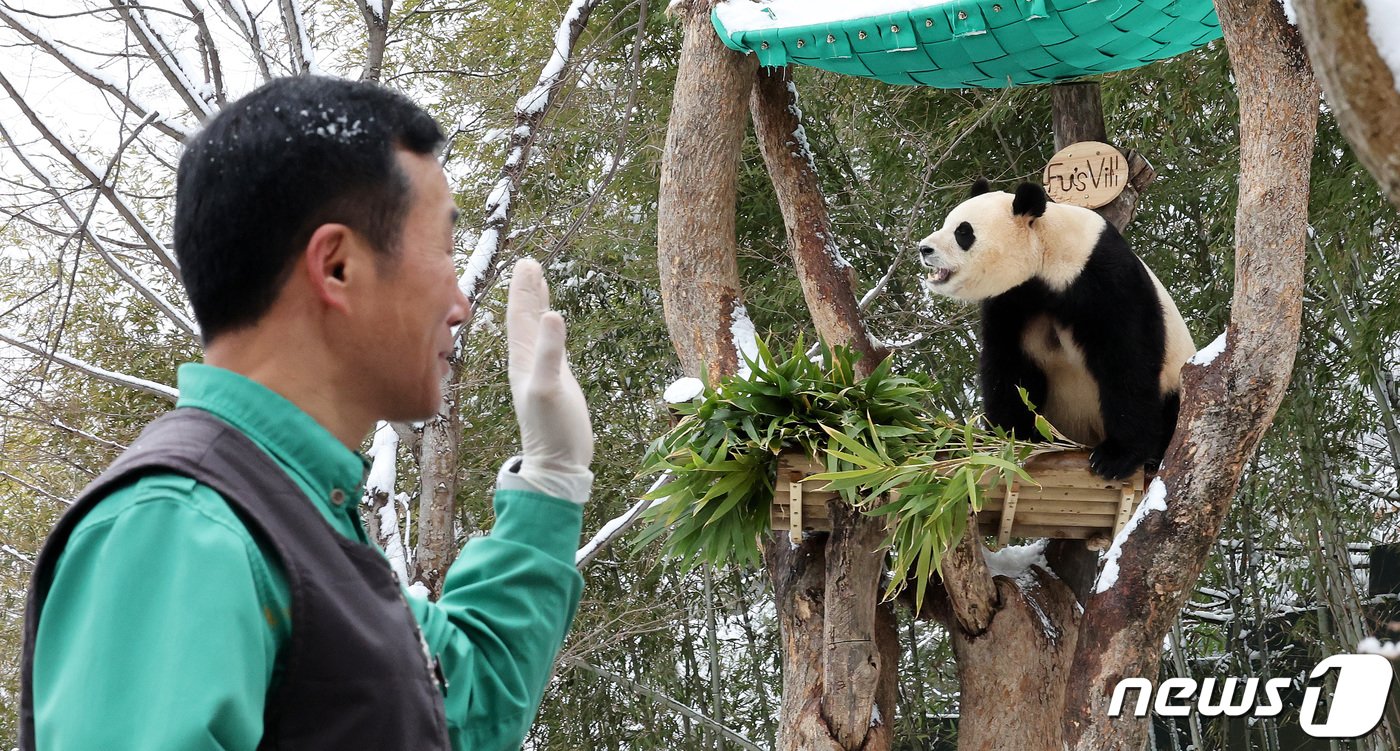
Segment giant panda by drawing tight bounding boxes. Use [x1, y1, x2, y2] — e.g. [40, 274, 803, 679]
[918, 179, 1195, 480]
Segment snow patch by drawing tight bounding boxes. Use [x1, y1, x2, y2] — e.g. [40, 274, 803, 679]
[1276, 0, 1297, 25]
[715, 0, 949, 32]
[1095, 477, 1169, 594]
[1358, 636, 1400, 659]
[984, 539, 1049, 585]
[664, 377, 705, 403]
[515, 0, 590, 115]
[1362, 0, 1400, 95]
[407, 581, 431, 599]
[730, 303, 761, 377]
[1190, 330, 1228, 366]
[364, 421, 398, 496]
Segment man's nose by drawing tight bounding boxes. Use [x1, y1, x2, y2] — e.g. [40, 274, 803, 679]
[448, 285, 471, 329]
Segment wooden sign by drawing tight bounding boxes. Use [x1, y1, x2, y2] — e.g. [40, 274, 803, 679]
[1042, 141, 1128, 209]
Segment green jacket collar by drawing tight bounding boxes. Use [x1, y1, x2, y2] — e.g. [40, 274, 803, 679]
[175, 363, 369, 520]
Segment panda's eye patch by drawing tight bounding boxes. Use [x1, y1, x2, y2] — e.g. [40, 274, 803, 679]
[954, 221, 975, 251]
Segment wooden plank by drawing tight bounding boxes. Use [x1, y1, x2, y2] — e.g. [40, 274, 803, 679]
[770, 502, 832, 519]
[1114, 483, 1137, 537]
[989, 487, 1125, 504]
[998, 482, 1020, 547]
[790, 479, 804, 542]
[1012, 511, 1118, 527]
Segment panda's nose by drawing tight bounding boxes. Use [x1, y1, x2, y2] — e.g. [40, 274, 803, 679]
[918, 245, 935, 261]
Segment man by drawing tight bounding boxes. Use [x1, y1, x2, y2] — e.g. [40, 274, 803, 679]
[19, 76, 593, 750]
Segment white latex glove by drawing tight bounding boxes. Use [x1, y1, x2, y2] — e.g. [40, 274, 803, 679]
[504, 258, 594, 504]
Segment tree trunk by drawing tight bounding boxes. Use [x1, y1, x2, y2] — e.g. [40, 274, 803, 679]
[414, 378, 461, 596]
[1063, 0, 1318, 746]
[1291, 0, 1400, 210]
[656, 0, 754, 383]
[950, 572, 1080, 751]
[751, 67, 895, 751]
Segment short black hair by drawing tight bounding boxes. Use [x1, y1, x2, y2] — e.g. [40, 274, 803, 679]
[174, 75, 444, 342]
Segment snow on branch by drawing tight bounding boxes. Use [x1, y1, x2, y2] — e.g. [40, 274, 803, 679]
[0, 69, 182, 278]
[0, 6, 189, 140]
[364, 421, 410, 582]
[182, 0, 228, 106]
[110, 0, 216, 119]
[0, 329, 179, 403]
[279, 0, 318, 75]
[1095, 477, 1169, 594]
[0, 470, 73, 508]
[458, 0, 604, 309]
[576, 473, 670, 568]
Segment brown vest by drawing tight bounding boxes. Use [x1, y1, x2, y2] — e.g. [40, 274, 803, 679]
[20, 408, 450, 750]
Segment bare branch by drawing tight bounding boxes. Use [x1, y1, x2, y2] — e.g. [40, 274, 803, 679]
[209, 0, 274, 81]
[0, 328, 179, 403]
[0, 117, 199, 339]
[0, 5, 189, 140]
[0, 68, 181, 278]
[560, 657, 764, 751]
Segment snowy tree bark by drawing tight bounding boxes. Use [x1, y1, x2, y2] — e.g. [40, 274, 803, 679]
[1063, 0, 1318, 746]
[1291, 0, 1400, 210]
[358, 0, 392, 83]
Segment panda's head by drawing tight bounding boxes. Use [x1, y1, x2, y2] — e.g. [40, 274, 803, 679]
[918, 180, 1049, 301]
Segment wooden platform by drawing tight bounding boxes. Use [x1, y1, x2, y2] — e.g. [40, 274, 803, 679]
[770, 449, 1147, 545]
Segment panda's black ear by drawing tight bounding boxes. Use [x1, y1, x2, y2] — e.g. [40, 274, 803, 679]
[1012, 182, 1047, 219]
[969, 177, 991, 198]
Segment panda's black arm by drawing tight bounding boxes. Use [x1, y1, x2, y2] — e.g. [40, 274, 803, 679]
[979, 296, 1047, 441]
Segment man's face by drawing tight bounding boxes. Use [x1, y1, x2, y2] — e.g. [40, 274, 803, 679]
[357, 149, 469, 421]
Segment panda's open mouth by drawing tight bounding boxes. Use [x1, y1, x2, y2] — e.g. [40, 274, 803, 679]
[927, 267, 954, 285]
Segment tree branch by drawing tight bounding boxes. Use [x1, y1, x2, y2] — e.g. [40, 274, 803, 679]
[561, 657, 764, 751]
[1063, 0, 1318, 745]
[1291, 0, 1400, 210]
[0, 68, 181, 278]
[0, 5, 188, 140]
[110, 0, 215, 119]
[0, 117, 199, 338]
[0, 328, 179, 403]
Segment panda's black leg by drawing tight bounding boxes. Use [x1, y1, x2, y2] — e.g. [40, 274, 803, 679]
[1069, 322, 1165, 480]
[1083, 359, 1162, 480]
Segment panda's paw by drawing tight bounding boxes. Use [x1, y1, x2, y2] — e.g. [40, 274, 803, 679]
[1089, 440, 1148, 481]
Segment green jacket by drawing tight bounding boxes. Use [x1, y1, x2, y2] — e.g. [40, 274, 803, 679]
[30, 364, 584, 750]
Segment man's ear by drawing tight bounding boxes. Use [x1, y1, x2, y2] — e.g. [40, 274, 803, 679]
[1012, 182, 1047, 219]
[303, 223, 357, 314]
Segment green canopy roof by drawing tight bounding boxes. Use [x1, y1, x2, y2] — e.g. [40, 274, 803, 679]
[711, 0, 1222, 88]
